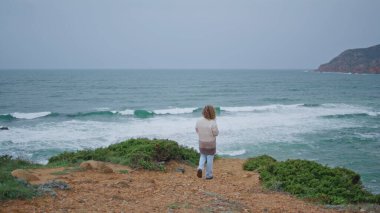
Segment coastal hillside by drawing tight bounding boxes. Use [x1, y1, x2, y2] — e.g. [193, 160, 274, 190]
[1, 159, 339, 212]
[317, 44, 380, 74]
[1, 139, 379, 212]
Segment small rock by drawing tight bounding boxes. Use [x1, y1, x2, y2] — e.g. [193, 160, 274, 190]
[40, 180, 70, 190]
[37, 180, 70, 197]
[11, 169, 40, 182]
[79, 160, 113, 173]
[243, 173, 252, 178]
[115, 181, 130, 188]
[0, 126, 9, 130]
[112, 195, 124, 200]
[175, 167, 185, 174]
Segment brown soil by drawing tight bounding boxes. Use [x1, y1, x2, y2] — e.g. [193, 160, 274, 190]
[1, 159, 340, 212]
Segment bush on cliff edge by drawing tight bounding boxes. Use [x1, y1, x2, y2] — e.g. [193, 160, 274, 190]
[48, 138, 199, 170]
[0, 155, 39, 201]
[243, 155, 380, 205]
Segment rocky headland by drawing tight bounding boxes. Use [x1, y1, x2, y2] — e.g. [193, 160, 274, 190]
[317, 44, 380, 74]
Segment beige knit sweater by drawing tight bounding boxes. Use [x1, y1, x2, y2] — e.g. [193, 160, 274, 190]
[195, 118, 219, 155]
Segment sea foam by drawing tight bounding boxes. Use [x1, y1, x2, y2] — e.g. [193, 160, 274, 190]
[1, 103, 378, 165]
[115, 109, 134, 115]
[10, 112, 52, 120]
[218, 149, 247, 156]
[153, 107, 197, 115]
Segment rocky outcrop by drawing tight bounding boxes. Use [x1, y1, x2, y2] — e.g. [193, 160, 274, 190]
[79, 160, 114, 173]
[317, 44, 380, 74]
[11, 169, 40, 182]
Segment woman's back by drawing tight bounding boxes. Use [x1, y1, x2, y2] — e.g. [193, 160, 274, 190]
[196, 118, 218, 142]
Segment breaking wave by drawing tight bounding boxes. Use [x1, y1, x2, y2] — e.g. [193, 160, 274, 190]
[1, 104, 377, 121]
[0, 112, 54, 121]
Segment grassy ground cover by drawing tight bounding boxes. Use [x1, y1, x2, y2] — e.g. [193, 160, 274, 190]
[243, 155, 380, 204]
[0, 155, 40, 200]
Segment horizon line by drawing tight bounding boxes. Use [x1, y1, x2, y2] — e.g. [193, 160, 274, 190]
[0, 68, 314, 71]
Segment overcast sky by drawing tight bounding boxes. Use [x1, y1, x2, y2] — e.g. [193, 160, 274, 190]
[0, 0, 379, 69]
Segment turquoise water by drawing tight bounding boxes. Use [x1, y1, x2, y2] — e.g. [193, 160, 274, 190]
[0, 69, 379, 193]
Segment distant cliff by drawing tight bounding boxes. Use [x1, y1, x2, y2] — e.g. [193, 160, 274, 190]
[317, 44, 380, 74]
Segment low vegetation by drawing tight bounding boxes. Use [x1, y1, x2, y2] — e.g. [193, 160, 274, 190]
[1, 138, 199, 201]
[0, 155, 39, 201]
[4, 139, 379, 206]
[243, 155, 380, 205]
[48, 138, 199, 170]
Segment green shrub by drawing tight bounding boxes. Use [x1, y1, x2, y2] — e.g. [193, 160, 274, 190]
[48, 138, 199, 170]
[243, 155, 276, 172]
[178, 145, 200, 166]
[243, 155, 379, 205]
[0, 155, 40, 201]
[47, 147, 110, 165]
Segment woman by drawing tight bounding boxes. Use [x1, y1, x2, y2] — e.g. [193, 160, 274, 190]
[195, 105, 219, 180]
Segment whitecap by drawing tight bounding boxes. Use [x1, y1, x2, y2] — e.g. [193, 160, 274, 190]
[95, 107, 110, 111]
[218, 149, 246, 156]
[221, 104, 300, 113]
[116, 109, 134, 115]
[153, 107, 197, 115]
[11, 112, 52, 119]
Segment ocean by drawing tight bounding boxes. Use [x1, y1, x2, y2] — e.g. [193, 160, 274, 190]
[0, 69, 379, 193]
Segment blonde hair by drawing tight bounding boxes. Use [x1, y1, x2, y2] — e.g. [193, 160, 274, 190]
[202, 105, 216, 120]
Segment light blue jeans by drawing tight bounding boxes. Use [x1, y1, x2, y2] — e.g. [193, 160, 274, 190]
[198, 154, 214, 178]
